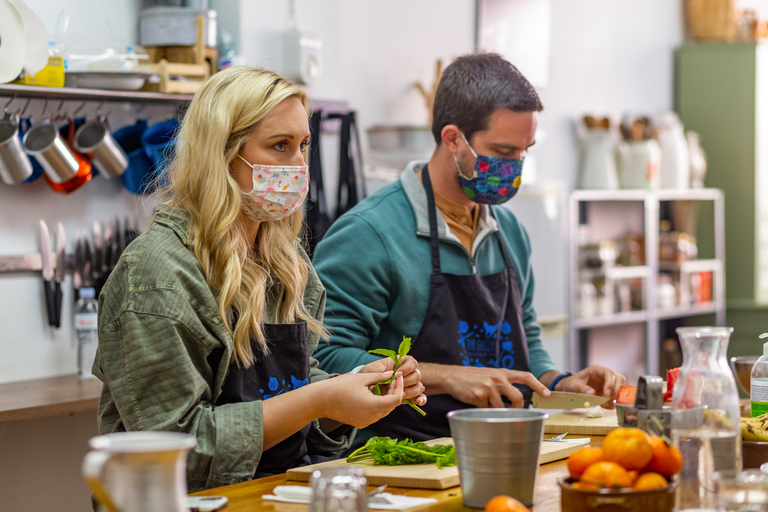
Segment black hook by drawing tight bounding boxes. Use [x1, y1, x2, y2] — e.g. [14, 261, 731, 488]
[73, 101, 86, 118]
[19, 98, 31, 117]
[41, 98, 49, 118]
[3, 94, 17, 114]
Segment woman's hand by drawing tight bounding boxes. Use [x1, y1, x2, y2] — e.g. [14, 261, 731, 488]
[359, 355, 427, 406]
[318, 371, 404, 428]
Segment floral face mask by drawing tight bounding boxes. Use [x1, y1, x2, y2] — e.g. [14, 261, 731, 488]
[237, 155, 309, 222]
[454, 132, 524, 205]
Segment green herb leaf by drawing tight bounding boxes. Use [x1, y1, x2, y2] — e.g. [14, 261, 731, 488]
[398, 337, 412, 359]
[345, 437, 456, 468]
[369, 348, 397, 358]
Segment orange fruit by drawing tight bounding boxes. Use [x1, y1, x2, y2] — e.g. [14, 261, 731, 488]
[626, 470, 640, 486]
[484, 495, 530, 512]
[602, 427, 653, 470]
[645, 435, 683, 478]
[581, 461, 633, 489]
[567, 447, 604, 477]
[634, 472, 669, 490]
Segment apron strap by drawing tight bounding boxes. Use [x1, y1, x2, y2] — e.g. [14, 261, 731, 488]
[490, 209, 515, 269]
[421, 165, 442, 273]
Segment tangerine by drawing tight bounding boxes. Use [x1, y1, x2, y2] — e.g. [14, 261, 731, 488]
[645, 435, 683, 478]
[633, 472, 669, 490]
[484, 495, 530, 512]
[602, 427, 653, 470]
[571, 481, 600, 491]
[580, 461, 633, 489]
[566, 447, 604, 477]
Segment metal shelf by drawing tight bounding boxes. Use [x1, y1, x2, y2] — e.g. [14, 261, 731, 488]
[574, 310, 649, 329]
[0, 83, 193, 103]
[656, 302, 720, 320]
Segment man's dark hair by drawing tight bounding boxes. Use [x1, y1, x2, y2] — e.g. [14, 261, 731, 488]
[431, 52, 543, 144]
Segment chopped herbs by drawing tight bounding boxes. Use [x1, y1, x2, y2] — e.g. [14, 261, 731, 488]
[369, 337, 426, 416]
[347, 437, 456, 469]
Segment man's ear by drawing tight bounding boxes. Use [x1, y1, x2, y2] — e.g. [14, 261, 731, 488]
[441, 125, 461, 154]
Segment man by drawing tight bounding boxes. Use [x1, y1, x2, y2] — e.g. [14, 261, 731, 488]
[312, 53, 625, 441]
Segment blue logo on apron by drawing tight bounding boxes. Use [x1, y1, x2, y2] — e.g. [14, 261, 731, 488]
[457, 320, 515, 368]
[259, 372, 310, 399]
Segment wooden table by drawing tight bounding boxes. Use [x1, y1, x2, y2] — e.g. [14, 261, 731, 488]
[193, 435, 604, 511]
[0, 374, 102, 422]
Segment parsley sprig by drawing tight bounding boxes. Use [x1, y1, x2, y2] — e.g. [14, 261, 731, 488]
[368, 336, 426, 416]
[347, 436, 456, 469]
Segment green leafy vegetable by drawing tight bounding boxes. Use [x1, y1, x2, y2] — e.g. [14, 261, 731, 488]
[346, 437, 456, 469]
[368, 336, 426, 416]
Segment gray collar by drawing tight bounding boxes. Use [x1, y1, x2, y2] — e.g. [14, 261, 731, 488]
[400, 161, 498, 255]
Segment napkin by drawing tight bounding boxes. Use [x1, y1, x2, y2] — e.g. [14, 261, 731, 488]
[263, 485, 438, 510]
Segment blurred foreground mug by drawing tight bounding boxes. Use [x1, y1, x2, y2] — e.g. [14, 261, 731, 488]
[0, 113, 33, 184]
[82, 431, 197, 512]
[74, 118, 129, 178]
[448, 408, 548, 508]
[309, 466, 369, 512]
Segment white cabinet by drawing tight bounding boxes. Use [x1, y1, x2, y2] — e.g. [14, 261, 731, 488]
[566, 189, 725, 382]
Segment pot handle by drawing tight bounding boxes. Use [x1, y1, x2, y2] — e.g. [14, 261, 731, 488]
[82, 451, 121, 512]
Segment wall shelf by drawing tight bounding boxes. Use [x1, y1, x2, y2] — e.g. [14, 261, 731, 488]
[0, 84, 193, 103]
[0, 374, 102, 423]
[575, 310, 649, 329]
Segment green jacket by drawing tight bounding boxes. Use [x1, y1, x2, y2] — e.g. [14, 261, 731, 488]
[313, 161, 559, 378]
[93, 204, 351, 492]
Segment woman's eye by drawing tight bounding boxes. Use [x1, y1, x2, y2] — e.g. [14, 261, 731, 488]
[300, 141, 309, 152]
[273, 142, 287, 152]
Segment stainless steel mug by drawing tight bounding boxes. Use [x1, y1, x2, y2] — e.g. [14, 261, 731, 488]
[74, 118, 128, 178]
[22, 121, 82, 183]
[0, 113, 34, 184]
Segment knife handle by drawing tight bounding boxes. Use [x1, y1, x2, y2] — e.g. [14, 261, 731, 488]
[53, 282, 63, 329]
[43, 280, 56, 327]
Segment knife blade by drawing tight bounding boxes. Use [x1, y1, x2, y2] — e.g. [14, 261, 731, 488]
[531, 391, 610, 410]
[53, 222, 66, 328]
[92, 221, 102, 282]
[73, 232, 82, 294]
[103, 216, 113, 275]
[82, 229, 94, 288]
[39, 220, 55, 327]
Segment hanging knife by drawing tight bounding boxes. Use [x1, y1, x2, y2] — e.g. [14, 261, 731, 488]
[53, 222, 66, 328]
[82, 229, 94, 288]
[103, 216, 113, 276]
[73, 232, 83, 301]
[92, 221, 103, 283]
[113, 216, 123, 266]
[39, 220, 55, 327]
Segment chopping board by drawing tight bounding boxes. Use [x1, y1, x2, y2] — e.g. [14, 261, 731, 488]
[286, 437, 584, 489]
[544, 407, 619, 435]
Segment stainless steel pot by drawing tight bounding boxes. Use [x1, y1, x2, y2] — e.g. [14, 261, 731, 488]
[0, 113, 33, 184]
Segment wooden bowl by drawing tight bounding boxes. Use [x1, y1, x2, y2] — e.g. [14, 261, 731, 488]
[559, 477, 677, 512]
[743, 441, 768, 469]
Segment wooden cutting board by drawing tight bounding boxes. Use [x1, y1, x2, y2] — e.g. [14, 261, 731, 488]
[544, 407, 619, 435]
[286, 438, 584, 489]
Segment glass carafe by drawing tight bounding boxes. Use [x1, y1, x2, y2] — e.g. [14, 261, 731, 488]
[672, 326, 742, 511]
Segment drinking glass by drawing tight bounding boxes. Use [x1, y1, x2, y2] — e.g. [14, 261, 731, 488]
[308, 467, 368, 512]
[714, 469, 768, 512]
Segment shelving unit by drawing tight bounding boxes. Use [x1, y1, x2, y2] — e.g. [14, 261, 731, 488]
[567, 189, 725, 379]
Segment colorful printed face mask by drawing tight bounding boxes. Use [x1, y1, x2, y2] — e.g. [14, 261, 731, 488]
[237, 155, 309, 222]
[454, 132, 524, 205]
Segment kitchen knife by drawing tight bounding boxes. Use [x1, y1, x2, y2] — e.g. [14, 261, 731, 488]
[38, 220, 55, 327]
[53, 222, 66, 328]
[531, 391, 610, 410]
[73, 232, 82, 299]
[82, 229, 94, 288]
[103, 216, 112, 276]
[92, 221, 102, 282]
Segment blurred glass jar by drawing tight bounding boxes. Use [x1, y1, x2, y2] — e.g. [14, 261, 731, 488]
[617, 233, 645, 267]
[579, 241, 619, 269]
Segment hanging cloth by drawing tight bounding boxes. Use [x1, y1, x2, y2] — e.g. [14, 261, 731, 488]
[304, 110, 333, 258]
[327, 111, 366, 219]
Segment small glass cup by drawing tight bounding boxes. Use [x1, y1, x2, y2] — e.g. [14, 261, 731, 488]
[308, 467, 368, 512]
[714, 469, 768, 512]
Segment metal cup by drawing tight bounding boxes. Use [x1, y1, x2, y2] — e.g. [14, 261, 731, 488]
[22, 121, 82, 183]
[74, 118, 128, 178]
[0, 113, 34, 184]
[447, 408, 548, 508]
[308, 467, 369, 512]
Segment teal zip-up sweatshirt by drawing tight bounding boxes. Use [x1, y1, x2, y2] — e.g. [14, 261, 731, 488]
[312, 161, 559, 379]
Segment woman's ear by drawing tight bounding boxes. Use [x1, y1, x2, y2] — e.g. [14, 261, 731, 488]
[441, 125, 461, 154]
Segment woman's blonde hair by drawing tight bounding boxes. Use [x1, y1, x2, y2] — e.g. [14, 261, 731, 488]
[161, 66, 322, 366]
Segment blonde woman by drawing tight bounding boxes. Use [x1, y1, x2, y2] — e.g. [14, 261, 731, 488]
[93, 67, 427, 492]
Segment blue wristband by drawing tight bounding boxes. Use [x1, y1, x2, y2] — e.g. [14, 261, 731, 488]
[549, 372, 572, 391]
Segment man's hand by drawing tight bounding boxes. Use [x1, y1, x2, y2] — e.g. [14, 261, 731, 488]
[359, 355, 427, 406]
[554, 365, 626, 409]
[420, 363, 550, 408]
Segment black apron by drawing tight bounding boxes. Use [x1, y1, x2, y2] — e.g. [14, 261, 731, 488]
[216, 322, 312, 477]
[370, 165, 532, 440]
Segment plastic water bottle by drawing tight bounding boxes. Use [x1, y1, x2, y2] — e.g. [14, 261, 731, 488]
[751, 337, 768, 417]
[74, 287, 99, 379]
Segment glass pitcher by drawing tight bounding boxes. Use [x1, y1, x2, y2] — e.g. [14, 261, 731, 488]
[672, 326, 742, 511]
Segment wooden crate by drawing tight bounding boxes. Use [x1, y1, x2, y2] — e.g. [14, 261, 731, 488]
[140, 14, 214, 94]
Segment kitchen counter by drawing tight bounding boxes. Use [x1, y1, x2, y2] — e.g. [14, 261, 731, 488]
[191, 434, 602, 511]
[0, 374, 101, 423]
